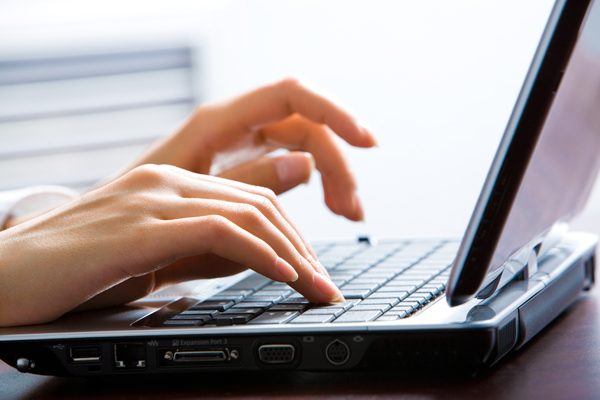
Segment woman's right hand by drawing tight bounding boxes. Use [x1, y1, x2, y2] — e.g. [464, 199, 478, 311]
[0, 164, 343, 327]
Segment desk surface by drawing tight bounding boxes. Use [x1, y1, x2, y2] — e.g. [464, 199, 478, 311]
[2, 216, 600, 400]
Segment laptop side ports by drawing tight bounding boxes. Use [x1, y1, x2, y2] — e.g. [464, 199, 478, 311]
[68, 345, 101, 363]
[257, 344, 296, 364]
[113, 343, 146, 370]
[157, 347, 242, 367]
[325, 339, 350, 366]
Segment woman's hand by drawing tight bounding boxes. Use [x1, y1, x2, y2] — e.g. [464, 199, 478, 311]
[0, 165, 347, 326]
[98, 76, 376, 221]
[0, 77, 376, 327]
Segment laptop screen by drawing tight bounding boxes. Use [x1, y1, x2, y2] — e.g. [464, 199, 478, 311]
[448, 0, 600, 305]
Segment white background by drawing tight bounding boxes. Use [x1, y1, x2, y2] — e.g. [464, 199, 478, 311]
[4, 0, 597, 241]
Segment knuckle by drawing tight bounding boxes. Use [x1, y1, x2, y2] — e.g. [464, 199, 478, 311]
[256, 194, 279, 218]
[128, 164, 170, 186]
[253, 187, 278, 207]
[237, 203, 263, 225]
[204, 215, 232, 240]
[279, 75, 305, 92]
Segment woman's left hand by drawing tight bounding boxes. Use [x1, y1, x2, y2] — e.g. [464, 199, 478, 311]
[99, 76, 377, 222]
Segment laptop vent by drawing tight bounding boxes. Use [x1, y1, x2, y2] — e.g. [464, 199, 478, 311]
[497, 318, 517, 359]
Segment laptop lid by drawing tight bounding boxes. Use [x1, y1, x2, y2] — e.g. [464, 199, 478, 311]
[447, 0, 600, 306]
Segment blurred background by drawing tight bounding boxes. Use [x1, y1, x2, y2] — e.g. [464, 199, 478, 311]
[4, 0, 596, 242]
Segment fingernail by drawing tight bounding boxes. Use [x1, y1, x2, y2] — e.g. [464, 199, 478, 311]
[275, 153, 313, 187]
[303, 152, 316, 184]
[276, 258, 299, 282]
[352, 192, 365, 222]
[313, 272, 344, 302]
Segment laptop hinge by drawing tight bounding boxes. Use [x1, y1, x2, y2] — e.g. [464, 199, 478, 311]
[520, 243, 541, 280]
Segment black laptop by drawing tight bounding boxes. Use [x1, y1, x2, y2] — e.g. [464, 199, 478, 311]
[1, 0, 600, 376]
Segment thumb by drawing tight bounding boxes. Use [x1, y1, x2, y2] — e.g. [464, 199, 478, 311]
[217, 151, 315, 194]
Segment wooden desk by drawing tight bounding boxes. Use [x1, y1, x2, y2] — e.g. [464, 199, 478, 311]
[2, 285, 600, 399]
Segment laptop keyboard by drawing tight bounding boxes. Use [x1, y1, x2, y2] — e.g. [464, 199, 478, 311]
[162, 239, 458, 327]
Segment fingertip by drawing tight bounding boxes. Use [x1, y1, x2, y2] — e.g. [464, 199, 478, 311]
[275, 152, 314, 191]
[357, 120, 378, 147]
[313, 272, 343, 302]
[331, 293, 346, 303]
[352, 192, 365, 222]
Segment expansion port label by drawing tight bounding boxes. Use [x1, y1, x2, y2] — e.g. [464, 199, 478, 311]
[172, 338, 229, 347]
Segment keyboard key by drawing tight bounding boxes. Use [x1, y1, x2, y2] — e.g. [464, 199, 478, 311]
[336, 262, 372, 270]
[367, 291, 409, 300]
[270, 304, 309, 312]
[333, 310, 382, 323]
[422, 283, 445, 294]
[390, 278, 426, 287]
[253, 289, 293, 297]
[222, 307, 263, 316]
[245, 294, 284, 303]
[341, 283, 380, 292]
[374, 285, 412, 294]
[311, 301, 357, 311]
[352, 304, 391, 313]
[398, 272, 436, 280]
[350, 277, 389, 285]
[228, 274, 271, 291]
[406, 293, 432, 305]
[232, 302, 272, 309]
[189, 301, 235, 312]
[398, 302, 423, 314]
[341, 289, 372, 299]
[388, 304, 416, 314]
[163, 320, 203, 326]
[303, 308, 345, 317]
[279, 298, 311, 305]
[180, 309, 220, 318]
[414, 290, 435, 299]
[213, 314, 254, 326]
[290, 314, 335, 324]
[378, 284, 417, 292]
[360, 298, 400, 307]
[247, 311, 300, 324]
[329, 273, 358, 280]
[171, 314, 213, 322]
[207, 295, 246, 304]
[360, 271, 397, 279]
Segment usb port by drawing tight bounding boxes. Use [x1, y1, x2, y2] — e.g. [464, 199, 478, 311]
[68, 346, 102, 363]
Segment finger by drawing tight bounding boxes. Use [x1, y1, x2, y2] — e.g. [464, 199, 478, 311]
[218, 151, 315, 195]
[153, 216, 340, 303]
[144, 216, 298, 284]
[160, 165, 323, 268]
[163, 197, 314, 281]
[208, 76, 377, 148]
[259, 115, 365, 221]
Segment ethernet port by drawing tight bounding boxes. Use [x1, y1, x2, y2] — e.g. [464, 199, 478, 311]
[113, 343, 146, 370]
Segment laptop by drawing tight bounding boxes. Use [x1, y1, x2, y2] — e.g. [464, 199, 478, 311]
[2, 0, 600, 376]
